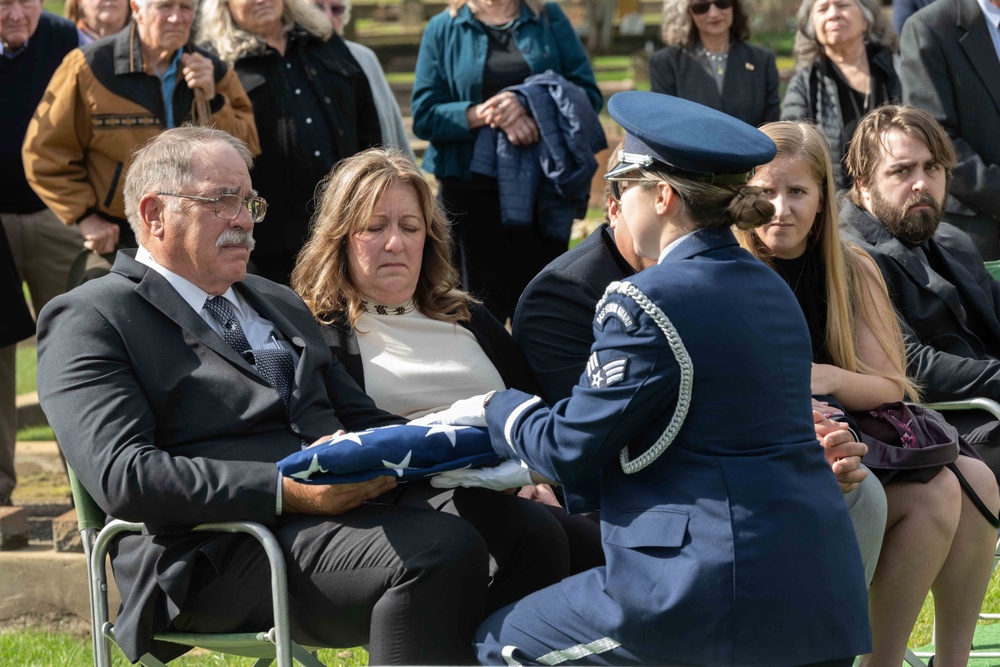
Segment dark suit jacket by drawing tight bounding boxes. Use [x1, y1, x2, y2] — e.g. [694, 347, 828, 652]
[0, 218, 34, 347]
[648, 40, 780, 127]
[840, 200, 1000, 401]
[901, 0, 1000, 257]
[35, 250, 400, 660]
[512, 223, 638, 404]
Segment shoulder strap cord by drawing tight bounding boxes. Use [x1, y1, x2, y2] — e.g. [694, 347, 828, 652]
[597, 280, 694, 474]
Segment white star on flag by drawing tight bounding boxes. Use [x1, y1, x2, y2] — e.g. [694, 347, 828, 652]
[330, 430, 374, 446]
[290, 453, 330, 480]
[382, 450, 413, 477]
[424, 423, 469, 447]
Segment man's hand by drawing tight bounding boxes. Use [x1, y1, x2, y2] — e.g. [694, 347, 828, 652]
[181, 52, 216, 101]
[814, 410, 868, 494]
[281, 475, 396, 515]
[78, 214, 119, 255]
[518, 483, 563, 507]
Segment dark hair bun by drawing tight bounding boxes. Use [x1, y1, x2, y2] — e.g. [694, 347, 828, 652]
[728, 185, 775, 230]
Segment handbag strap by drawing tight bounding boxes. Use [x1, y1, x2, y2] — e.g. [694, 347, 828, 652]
[947, 462, 1000, 530]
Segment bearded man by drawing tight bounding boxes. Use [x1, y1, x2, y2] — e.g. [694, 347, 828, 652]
[840, 104, 1000, 480]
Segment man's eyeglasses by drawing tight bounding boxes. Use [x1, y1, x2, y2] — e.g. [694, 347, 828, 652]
[157, 192, 268, 223]
[689, 0, 732, 14]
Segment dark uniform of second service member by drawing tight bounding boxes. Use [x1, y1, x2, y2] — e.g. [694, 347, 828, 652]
[431, 92, 871, 666]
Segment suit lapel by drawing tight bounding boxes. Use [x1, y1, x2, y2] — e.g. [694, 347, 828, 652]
[958, 0, 1000, 117]
[720, 42, 748, 110]
[928, 238, 1000, 341]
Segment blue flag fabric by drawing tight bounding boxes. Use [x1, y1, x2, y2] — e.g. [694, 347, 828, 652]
[277, 423, 500, 484]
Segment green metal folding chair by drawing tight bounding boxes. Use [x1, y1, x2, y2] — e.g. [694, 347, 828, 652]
[903, 398, 1000, 665]
[68, 465, 327, 667]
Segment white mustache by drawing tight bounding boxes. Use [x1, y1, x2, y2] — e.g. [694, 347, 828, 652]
[216, 229, 255, 251]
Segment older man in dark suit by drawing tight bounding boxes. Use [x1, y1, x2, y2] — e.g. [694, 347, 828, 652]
[36, 127, 492, 665]
[840, 104, 1000, 481]
[900, 0, 1000, 259]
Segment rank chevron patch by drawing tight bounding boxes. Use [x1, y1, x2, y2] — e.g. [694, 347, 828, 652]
[586, 352, 628, 388]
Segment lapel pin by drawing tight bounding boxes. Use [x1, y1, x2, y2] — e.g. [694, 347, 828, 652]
[745, 62, 755, 71]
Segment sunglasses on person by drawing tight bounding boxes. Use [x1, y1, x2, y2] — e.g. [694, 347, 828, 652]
[689, 0, 732, 14]
[327, 3, 346, 14]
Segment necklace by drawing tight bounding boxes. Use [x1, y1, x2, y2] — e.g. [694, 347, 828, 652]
[483, 16, 516, 30]
[363, 300, 415, 316]
[699, 47, 729, 76]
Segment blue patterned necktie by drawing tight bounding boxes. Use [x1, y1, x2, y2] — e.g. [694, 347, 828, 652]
[204, 296, 294, 408]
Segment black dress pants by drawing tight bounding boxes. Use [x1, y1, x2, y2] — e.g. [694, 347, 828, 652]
[168, 503, 490, 665]
[439, 175, 569, 324]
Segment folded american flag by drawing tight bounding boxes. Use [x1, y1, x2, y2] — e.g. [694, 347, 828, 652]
[277, 423, 500, 484]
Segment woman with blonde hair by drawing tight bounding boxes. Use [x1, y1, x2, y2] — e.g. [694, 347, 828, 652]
[293, 146, 604, 578]
[781, 0, 900, 189]
[649, 0, 779, 127]
[738, 120, 1000, 667]
[197, 0, 381, 285]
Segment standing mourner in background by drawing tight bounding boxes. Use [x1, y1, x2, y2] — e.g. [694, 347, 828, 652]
[782, 0, 899, 190]
[892, 0, 935, 34]
[65, 0, 130, 44]
[899, 0, 1000, 260]
[649, 0, 780, 127]
[314, 0, 414, 159]
[0, 0, 81, 507]
[411, 0, 603, 322]
[22, 0, 259, 257]
[198, 0, 380, 286]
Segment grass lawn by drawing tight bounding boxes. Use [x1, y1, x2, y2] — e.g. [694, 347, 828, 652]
[0, 629, 370, 666]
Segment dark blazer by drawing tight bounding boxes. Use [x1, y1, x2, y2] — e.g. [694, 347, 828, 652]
[901, 0, 1000, 258]
[512, 223, 637, 404]
[482, 226, 871, 665]
[840, 200, 1000, 401]
[323, 302, 538, 394]
[35, 250, 400, 660]
[649, 40, 780, 127]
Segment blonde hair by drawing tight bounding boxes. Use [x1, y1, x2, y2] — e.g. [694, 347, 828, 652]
[735, 121, 918, 400]
[292, 147, 473, 328]
[197, 0, 332, 65]
[448, 0, 543, 18]
[792, 0, 898, 70]
[659, 0, 753, 49]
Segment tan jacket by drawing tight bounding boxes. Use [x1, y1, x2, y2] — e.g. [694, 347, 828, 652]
[22, 23, 260, 231]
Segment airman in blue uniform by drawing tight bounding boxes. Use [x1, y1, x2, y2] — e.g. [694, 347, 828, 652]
[439, 92, 872, 666]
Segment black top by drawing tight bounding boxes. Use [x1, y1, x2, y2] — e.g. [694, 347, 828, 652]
[772, 247, 833, 365]
[480, 22, 531, 100]
[0, 12, 78, 213]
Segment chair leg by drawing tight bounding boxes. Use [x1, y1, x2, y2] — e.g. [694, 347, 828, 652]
[137, 652, 170, 667]
[291, 644, 327, 667]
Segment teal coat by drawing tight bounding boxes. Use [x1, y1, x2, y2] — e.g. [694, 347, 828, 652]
[411, 2, 602, 180]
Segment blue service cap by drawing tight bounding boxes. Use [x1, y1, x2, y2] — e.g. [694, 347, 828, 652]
[605, 91, 777, 185]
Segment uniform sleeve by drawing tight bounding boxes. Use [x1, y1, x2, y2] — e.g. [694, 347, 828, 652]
[210, 66, 262, 156]
[488, 289, 683, 485]
[22, 50, 98, 226]
[411, 16, 477, 144]
[546, 3, 603, 112]
[900, 18, 1000, 216]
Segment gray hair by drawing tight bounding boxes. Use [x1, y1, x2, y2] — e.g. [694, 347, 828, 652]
[793, 0, 898, 70]
[197, 0, 332, 64]
[660, 0, 754, 49]
[341, 0, 352, 27]
[447, 0, 543, 18]
[124, 127, 254, 239]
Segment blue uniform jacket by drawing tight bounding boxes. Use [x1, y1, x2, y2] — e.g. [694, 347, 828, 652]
[484, 226, 872, 665]
[469, 70, 607, 243]
[411, 2, 602, 180]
